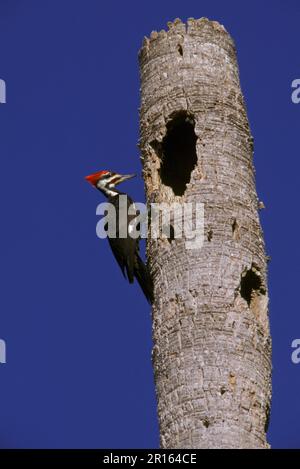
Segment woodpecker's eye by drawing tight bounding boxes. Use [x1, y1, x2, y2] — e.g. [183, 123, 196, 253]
[101, 172, 112, 179]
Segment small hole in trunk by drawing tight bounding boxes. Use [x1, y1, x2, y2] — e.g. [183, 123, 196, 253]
[177, 44, 183, 56]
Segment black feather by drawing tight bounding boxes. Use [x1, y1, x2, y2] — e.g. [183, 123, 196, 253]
[134, 254, 154, 304]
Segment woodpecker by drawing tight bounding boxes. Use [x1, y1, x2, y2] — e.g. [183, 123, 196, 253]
[85, 169, 153, 304]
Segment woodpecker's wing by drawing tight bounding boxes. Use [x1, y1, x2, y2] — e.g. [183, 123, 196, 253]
[106, 192, 144, 288]
[107, 233, 137, 284]
[134, 253, 154, 304]
[107, 237, 126, 279]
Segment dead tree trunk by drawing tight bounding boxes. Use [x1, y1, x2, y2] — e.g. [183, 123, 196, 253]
[139, 18, 271, 449]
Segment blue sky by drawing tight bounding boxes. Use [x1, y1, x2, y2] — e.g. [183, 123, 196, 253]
[0, 0, 299, 449]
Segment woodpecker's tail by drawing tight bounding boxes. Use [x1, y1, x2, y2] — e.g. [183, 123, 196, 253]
[134, 254, 154, 304]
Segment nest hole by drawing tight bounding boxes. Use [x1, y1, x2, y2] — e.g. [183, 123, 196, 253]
[158, 111, 197, 196]
[240, 264, 266, 307]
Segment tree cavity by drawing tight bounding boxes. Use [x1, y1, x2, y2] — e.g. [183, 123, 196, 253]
[240, 264, 266, 307]
[156, 111, 198, 196]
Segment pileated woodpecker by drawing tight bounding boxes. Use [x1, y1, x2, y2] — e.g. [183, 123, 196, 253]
[85, 170, 153, 304]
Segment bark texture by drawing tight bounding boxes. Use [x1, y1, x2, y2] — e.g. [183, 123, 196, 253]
[138, 18, 271, 449]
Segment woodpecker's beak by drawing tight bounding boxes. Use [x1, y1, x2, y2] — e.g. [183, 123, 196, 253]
[115, 173, 136, 185]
